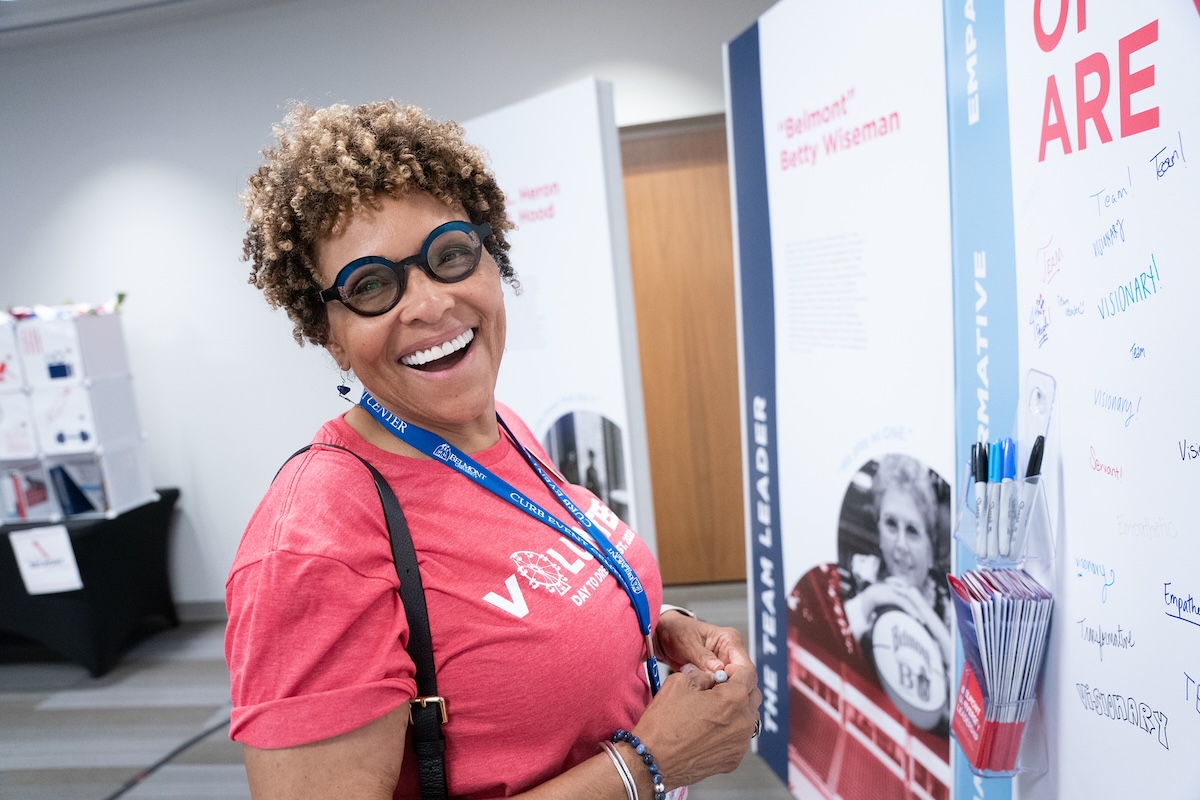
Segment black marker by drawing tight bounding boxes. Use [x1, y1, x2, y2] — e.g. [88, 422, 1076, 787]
[973, 442, 989, 556]
[1025, 435, 1045, 479]
[1012, 435, 1045, 559]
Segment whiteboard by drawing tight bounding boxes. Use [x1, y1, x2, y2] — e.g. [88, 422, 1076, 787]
[1002, 3, 1200, 798]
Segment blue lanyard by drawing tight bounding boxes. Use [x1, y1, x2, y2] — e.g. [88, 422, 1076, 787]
[358, 391, 661, 694]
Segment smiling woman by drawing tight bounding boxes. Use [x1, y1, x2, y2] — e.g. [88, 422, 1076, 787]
[224, 100, 762, 800]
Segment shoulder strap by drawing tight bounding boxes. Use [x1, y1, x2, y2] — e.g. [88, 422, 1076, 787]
[279, 443, 448, 800]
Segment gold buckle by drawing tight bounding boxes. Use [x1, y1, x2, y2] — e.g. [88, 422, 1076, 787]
[408, 696, 448, 724]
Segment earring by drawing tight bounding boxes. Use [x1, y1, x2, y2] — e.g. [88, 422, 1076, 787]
[336, 372, 354, 403]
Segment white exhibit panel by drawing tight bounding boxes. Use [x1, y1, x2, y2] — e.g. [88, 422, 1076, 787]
[1001, 3, 1199, 798]
[463, 78, 655, 545]
[727, 0, 956, 795]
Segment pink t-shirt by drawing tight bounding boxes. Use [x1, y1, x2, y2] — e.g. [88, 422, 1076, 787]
[225, 406, 664, 798]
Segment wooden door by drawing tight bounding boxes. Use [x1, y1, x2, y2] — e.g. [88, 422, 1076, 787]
[621, 115, 746, 585]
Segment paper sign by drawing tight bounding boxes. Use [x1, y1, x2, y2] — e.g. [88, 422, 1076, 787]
[8, 525, 84, 594]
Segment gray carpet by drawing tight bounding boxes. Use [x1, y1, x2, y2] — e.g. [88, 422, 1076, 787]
[0, 583, 792, 799]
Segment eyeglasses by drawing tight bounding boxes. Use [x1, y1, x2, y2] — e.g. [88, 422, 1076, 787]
[318, 220, 493, 317]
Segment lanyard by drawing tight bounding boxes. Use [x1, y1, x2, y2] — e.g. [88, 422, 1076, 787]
[358, 390, 661, 694]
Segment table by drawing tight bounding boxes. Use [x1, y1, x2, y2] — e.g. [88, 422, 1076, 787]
[0, 488, 180, 676]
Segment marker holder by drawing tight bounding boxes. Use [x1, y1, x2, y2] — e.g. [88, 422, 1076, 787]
[951, 469, 1055, 570]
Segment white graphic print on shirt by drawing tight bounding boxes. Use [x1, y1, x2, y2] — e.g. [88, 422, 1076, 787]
[482, 496, 634, 619]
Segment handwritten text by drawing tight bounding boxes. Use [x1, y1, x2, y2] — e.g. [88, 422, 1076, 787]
[1076, 617, 1135, 661]
[1075, 682, 1169, 750]
[1076, 556, 1116, 602]
[1097, 254, 1162, 319]
[1029, 293, 1050, 347]
[1117, 514, 1176, 540]
[1037, 237, 1063, 282]
[1093, 389, 1140, 427]
[1164, 582, 1200, 628]
[1151, 132, 1187, 179]
[1092, 218, 1126, 257]
[1089, 447, 1123, 481]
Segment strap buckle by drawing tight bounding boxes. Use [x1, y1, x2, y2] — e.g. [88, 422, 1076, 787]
[409, 696, 448, 724]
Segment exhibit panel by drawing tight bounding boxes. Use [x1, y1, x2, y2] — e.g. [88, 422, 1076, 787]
[463, 79, 654, 543]
[1000, 3, 1200, 798]
[732, 0, 1200, 798]
[728, 0, 957, 796]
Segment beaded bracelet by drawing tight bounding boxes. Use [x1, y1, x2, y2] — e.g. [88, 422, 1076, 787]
[611, 729, 665, 800]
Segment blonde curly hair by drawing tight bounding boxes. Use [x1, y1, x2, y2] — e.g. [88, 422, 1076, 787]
[242, 100, 517, 346]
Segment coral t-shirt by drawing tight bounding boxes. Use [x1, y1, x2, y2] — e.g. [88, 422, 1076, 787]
[225, 406, 664, 798]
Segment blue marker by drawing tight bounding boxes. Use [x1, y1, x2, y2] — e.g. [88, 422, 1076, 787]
[985, 441, 1002, 561]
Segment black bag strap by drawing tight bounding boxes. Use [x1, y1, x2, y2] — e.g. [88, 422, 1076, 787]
[279, 443, 448, 799]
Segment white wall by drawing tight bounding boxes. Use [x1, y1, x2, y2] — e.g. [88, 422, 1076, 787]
[0, 0, 775, 611]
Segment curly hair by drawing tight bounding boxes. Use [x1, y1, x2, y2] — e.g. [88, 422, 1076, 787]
[242, 100, 517, 346]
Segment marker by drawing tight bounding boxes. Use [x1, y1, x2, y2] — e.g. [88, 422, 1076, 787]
[985, 441, 1002, 561]
[1012, 435, 1045, 560]
[973, 443, 989, 557]
[997, 438, 1017, 557]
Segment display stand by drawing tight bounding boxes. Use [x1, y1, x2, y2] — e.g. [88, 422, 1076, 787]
[0, 488, 180, 676]
[1, 311, 156, 523]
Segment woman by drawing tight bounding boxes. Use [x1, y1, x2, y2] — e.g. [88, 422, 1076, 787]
[785, 454, 951, 798]
[842, 454, 952, 667]
[225, 100, 760, 800]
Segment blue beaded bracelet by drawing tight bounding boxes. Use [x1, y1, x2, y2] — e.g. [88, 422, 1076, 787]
[611, 729, 666, 800]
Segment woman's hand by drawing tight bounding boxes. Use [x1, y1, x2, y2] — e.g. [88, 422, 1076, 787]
[603, 611, 761, 793]
[516, 620, 761, 800]
[654, 610, 750, 675]
[628, 659, 761, 792]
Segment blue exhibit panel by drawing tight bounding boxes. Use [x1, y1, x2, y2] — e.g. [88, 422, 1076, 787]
[726, 21, 789, 781]
[942, 1, 1019, 798]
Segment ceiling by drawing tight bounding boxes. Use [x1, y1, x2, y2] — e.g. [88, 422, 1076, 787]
[0, 0, 184, 32]
[0, 0, 280, 44]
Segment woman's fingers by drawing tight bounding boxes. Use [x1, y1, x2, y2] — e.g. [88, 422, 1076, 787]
[656, 614, 746, 674]
[632, 661, 763, 786]
[678, 662, 718, 690]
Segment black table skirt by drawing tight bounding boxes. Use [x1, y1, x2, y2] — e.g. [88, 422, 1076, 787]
[0, 488, 180, 676]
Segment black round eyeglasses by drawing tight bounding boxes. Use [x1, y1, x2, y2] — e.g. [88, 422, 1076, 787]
[318, 221, 492, 317]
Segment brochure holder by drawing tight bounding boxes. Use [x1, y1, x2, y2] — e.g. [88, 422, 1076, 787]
[947, 369, 1058, 778]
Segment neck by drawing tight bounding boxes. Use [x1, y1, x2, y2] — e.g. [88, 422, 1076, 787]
[345, 404, 501, 457]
